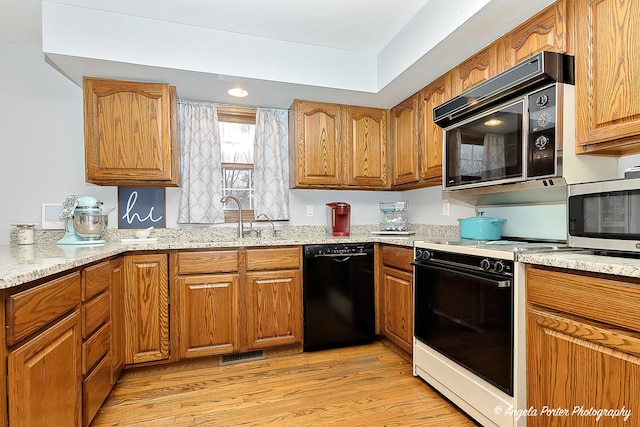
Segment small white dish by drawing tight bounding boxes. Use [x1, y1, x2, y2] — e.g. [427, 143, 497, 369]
[134, 226, 154, 239]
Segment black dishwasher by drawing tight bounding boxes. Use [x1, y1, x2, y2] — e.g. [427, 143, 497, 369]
[303, 243, 375, 351]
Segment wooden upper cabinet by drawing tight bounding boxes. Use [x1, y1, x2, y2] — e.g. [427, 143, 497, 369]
[419, 74, 450, 184]
[83, 77, 179, 186]
[575, 0, 640, 155]
[497, 0, 568, 72]
[451, 45, 497, 96]
[390, 95, 420, 187]
[289, 100, 343, 188]
[344, 106, 389, 188]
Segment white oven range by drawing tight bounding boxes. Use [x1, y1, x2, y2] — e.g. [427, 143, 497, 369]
[412, 239, 565, 427]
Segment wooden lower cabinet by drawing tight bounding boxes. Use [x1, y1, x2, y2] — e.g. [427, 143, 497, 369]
[123, 253, 169, 364]
[246, 269, 302, 349]
[172, 247, 303, 359]
[176, 274, 239, 358]
[526, 265, 640, 426]
[379, 245, 413, 354]
[8, 311, 82, 427]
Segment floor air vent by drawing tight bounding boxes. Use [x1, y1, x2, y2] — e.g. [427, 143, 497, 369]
[219, 351, 265, 366]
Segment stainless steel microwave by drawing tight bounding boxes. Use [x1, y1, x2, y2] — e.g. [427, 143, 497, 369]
[434, 52, 575, 192]
[568, 178, 640, 253]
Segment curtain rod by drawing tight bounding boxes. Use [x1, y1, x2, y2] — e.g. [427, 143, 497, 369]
[177, 99, 287, 112]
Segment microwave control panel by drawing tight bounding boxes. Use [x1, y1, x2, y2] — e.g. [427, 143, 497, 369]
[527, 85, 557, 178]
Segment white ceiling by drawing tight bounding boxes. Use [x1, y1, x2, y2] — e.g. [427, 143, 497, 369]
[2, 0, 555, 109]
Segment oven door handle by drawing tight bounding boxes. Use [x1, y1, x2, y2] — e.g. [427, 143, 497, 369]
[412, 261, 512, 288]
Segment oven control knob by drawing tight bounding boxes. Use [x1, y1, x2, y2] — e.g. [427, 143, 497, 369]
[494, 260, 506, 273]
[480, 258, 492, 270]
[535, 135, 550, 150]
[416, 249, 431, 261]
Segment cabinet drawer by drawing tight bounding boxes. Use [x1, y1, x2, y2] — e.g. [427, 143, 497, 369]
[381, 245, 413, 272]
[83, 353, 113, 426]
[84, 260, 111, 301]
[83, 321, 111, 375]
[527, 265, 640, 332]
[175, 250, 238, 274]
[246, 247, 301, 271]
[6, 271, 81, 346]
[82, 291, 110, 339]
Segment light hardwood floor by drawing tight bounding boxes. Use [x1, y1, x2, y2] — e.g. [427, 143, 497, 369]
[91, 341, 477, 426]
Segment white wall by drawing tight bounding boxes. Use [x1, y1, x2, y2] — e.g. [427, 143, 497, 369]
[0, 42, 454, 246]
[0, 42, 116, 246]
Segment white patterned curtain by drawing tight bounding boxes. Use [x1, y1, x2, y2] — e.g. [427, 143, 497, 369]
[177, 101, 225, 223]
[253, 108, 290, 220]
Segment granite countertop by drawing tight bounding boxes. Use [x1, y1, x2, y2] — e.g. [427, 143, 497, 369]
[517, 250, 640, 279]
[0, 224, 449, 290]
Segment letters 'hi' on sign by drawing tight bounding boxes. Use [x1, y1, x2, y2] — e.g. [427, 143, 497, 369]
[117, 187, 166, 229]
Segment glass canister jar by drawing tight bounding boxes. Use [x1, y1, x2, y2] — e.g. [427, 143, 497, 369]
[14, 224, 36, 245]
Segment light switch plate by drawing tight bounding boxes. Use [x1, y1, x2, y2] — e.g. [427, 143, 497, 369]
[306, 205, 314, 217]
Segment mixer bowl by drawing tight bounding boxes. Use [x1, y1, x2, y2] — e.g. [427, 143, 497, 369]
[73, 213, 108, 240]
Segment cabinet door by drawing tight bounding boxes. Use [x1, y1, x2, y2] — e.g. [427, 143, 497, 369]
[419, 75, 450, 184]
[381, 266, 413, 354]
[110, 257, 124, 382]
[497, 0, 567, 72]
[246, 270, 302, 350]
[289, 100, 343, 187]
[83, 77, 178, 186]
[8, 311, 82, 427]
[575, 0, 640, 154]
[123, 254, 169, 364]
[451, 45, 497, 96]
[176, 274, 239, 358]
[390, 95, 420, 186]
[527, 307, 640, 426]
[344, 106, 388, 188]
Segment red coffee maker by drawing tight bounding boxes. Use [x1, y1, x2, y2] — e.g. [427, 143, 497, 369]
[326, 202, 351, 236]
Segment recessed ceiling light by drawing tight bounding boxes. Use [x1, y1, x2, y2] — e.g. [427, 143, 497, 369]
[484, 119, 502, 126]
[228, 88, 248, 97]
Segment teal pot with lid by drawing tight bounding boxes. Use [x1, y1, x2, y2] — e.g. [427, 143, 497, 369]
[458, 215, 507, 241]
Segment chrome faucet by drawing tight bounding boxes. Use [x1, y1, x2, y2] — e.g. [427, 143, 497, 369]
[256, 213, 277, 237]
[220, 195, 247, 238]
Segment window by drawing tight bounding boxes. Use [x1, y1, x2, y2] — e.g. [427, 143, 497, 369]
[218, 108, 256, 222]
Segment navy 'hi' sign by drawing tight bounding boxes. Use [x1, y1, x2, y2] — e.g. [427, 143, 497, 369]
[118, 188, 166, 229]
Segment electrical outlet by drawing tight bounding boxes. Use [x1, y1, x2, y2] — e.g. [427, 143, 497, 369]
[306, 205, 314, 217]
[442, 201, 450, 216]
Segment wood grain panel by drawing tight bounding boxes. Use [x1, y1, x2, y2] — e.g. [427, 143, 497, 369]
[84, 77, 178, 186]
[81, 290, 110, 339]
[110, 257, 124, 384]
[382, 266, 413, 354]
[526, 265, 640, 332]
[576, 0, 640, 154]
[497, 0, 566, 71]
[8, 311, 81, 427]
[390, 95, 420, 186]
[176, 274, 238, 358]
[452, 45, 497, 95]
[381, 244, 413, 272]
[124, 254, 169, 364]
[246, 270, 302, 349]
[83, 354, 113, 426]
[175, 250, 238, 275]
[83, 260, 111, 301]
[245, 246, 301, 271]
[6, 271, 81, 346]
[344, 106, 388, 187]
[419, 74, 450, 183]
[289, 100, 343, 187]
[82, 321, 111, 375]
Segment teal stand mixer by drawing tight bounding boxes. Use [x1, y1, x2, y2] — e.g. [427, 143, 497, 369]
[57, 195, 109, 245]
